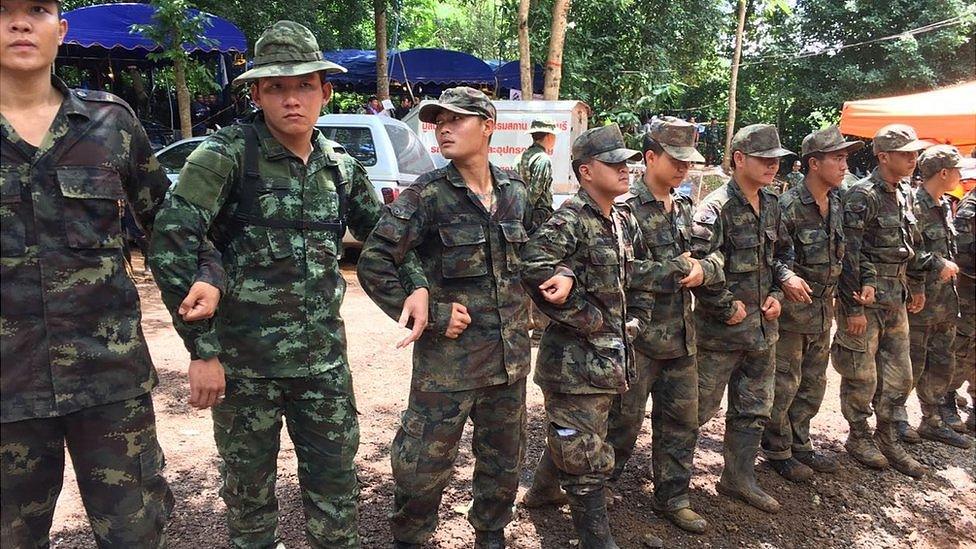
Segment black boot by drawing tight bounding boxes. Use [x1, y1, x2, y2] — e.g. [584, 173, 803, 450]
[716, 430, 780, 513]
[941, 391, 966, 433]
[566, 487, 620, 549]
[474, 529, 505, 549]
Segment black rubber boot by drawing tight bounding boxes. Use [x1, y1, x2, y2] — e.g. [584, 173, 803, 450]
[566, 487, 620, 549]
[716, 430, 780, 513]
[474, 529, 506, 549]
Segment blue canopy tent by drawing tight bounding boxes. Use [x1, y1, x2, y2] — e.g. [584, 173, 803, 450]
[494, 60, 544, 95]
[321, 48, 496, 96]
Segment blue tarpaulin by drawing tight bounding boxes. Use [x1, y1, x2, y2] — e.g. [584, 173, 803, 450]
[494, 60, 544, 92]
[322, 48, 495, 91]
[62, 3, 246, 54]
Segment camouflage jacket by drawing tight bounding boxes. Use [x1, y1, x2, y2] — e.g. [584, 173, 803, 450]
[839, 169, 931, 315]
[778, 182, 844, 334]
[357, 162, 545, 392]
[617, 182, 723, 359]
[149, 113, 421, 378]
[954, 190, 976, 335]
[515, 142, 555, 230]
[907, 186, 959, 326]
[522, 188, 649, 395]
[690, 178, 795, 351]
[0, 79, 222, 422]
[783, 172, 804, 193]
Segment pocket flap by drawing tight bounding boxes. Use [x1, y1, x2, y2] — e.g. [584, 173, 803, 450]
[439, 223, 486, 247]
[589, 247, 619, 266]
[499, 220, 528, 243]
[0, 168, 22, 204]
[876, 214, 902, 228]
[730, 231, 759, 249]
[57, 167, 124, 200]
[923, 225, 947, 239]
[796, 228, 828, 244]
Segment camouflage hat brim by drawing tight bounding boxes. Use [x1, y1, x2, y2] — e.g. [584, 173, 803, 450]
[592, 148, 642, 164]
[418, 103, 486, 124]
[524, 127, 559, 135]
[888, 139, 932, 152]
[662, 144, 706, 163]
[812, 139, 865, 156]
[232, 60, 347, 86]
[746, 146, 795, 158]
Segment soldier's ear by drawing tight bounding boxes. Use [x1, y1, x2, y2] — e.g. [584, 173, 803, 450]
[321, 81, 333, 105]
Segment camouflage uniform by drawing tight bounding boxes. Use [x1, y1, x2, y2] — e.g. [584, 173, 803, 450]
[1, 79, 182, 547]
[949, 190, 976, 423]
[149, 22, 395, 548]
[356, 87, 545, 546]
[783, 171, 804, 194]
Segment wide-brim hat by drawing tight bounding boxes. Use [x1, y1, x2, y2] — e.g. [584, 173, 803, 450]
[233, 21, 347, 86]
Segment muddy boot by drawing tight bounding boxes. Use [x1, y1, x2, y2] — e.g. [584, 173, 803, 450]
[566, 487, 620, 549]
[474, 529, 505, 549]
[652, 501, 707, 534]
[896, 420, 921, 444]
[793, 450, 839, 473]
[715, 430, 780, 514]
[845, 422, 889, 469]
[917, 409, 973, 449]
[769, 457, 814, 482]
[522, 451, 569, 508]
[941, 392, 967, 433]
[874, 421, 926, 478]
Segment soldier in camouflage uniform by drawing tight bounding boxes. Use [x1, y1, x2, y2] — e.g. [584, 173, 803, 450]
[832, 124, 931, 478]
[947, 187, 976, 432]
[690, 124, 799, 514]
[604, 118, 721, 534]
[149, 22, 424, 548]
[357, 87, 552, 549]
[762, 126, 863, 482]
[782, 160, 804, 194]
[522, 124, 666, 548]
[896, 146, 972, 449]
[0, 1, 225, 545]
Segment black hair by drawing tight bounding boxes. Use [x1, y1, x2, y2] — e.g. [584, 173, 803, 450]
[801, 152, 825, 173]
[642, 134, 665, 157]
[531, 132, 549, 143]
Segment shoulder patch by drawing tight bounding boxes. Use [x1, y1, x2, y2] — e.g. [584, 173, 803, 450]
[74, 89, 136, 118]
[694, 207, 718, 225]
[408, 167, 449, 190]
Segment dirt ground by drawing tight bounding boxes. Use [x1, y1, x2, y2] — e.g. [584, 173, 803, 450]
[48, 260, 976, 549]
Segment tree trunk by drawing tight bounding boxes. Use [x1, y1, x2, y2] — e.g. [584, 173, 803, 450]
[375, 0, 389, 100]
[174, 57, 192, 140]
[723, 0, 747, 173]
[517, 0, 532, 99]
[542, 0, 571, 100]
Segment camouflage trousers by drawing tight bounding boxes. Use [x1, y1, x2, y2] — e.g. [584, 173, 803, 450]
[606, 352, 699, 511]
[391, 379, 526, 545]
[0, 393, 173, 549]
[893, 320, 957, 421]
[211, 371, 360, 549]
[697, 347, 775, 434]
[949, 311, 976, 401]
[831, 307, 913, 431]
[543, 391, 615, 492]
[762, 330, 831, 460]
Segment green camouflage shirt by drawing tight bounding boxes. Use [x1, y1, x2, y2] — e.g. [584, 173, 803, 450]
[515, 142, 555, 230]
[0, 79, 222, 422]
[783, 171, 804, 193]
[617, 182, 724, 359]
[954, 190, 976, 334]
[149, 113, 420, 378]
[690, 178, 795, 351]
[357, 163, 543, 392]
[907, 186, 958, 326]
[778, 182, 844, 334]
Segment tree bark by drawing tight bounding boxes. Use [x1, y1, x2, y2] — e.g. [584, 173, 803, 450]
[542, 0, 571, 100]
[375, 0, 389, 100]
[174, 57, 192, 139]
[517, 0, 532, 99]
[723, 0, 747, 173]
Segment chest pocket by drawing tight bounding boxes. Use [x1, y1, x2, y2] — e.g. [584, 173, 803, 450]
[57, 167, 125, 249]
[499, 220, 528, 273]
[922, 225, 951, 256]
[1, 167, 26, 257]
[439, 223, 488, 278]
[873, 214, 904, 247]
[644, 226, 679, 259]
[796, 228, 830, 265]
[728, 231, 760, 273]
[587, 246, 621, 292]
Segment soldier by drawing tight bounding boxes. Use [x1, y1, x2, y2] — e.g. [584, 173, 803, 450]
[948, 185, 976, 432]
[691, 124, 799, 513]
[783, 160, 804, 193]
[0, 0, 221, 545]
[762, 126, 863, 482]
[520, 123, 643, 548]
[897, 145, 972, 448]
[356, 87, 554, 549]
[149, 21, 424, 548]
[832, 124, 930, 478]
[604, 117, 721, 534]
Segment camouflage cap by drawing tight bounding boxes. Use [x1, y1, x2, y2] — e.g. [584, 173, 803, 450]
[918, 144, 976, 179]
[730, 124, 794, 158]
[801, 125, 864, 157]
[646, 116, 705, 163]
[872, 124, 930, 154]
[525, 118, 560, 135]
[418, 86, 496, 123]
[233, 21, 346, 86]
[572, 124, 641, 164]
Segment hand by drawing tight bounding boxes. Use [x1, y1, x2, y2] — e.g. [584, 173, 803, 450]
[178, 281, 221, 321]
[396, 288, 429, 349]
[939, 260, 959, 282]
[782, 275, 813, 304]
[678, 254, 705, 288]
[444, 303, 471, 339]
[852, 285, 876, 306]
[726, 300, 747, 325]
[846, 314, 867, 335]
[188, 356, 225, 409]
[907, 293, 926, 314]
[539, 274, 574, 304]
[761, 296, 782, 321]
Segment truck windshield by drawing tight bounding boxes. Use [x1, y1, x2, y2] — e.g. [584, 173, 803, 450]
[317, 126, 377, 166]
[383, 123, 435, 175]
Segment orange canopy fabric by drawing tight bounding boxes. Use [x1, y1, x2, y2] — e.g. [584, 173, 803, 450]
[839, 81, 976, 155]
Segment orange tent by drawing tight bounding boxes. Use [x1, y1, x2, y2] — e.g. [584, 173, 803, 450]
[839, 81, 976, 155]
